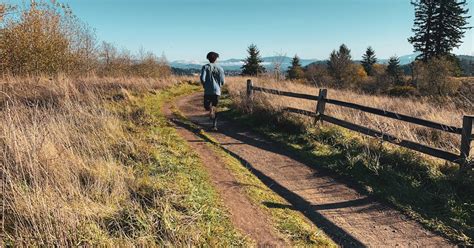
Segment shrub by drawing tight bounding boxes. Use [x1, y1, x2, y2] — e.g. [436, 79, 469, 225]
[352, 64, 368, 82]
[305, 64, 333, 87]
[0, 1, 96, 76]
[413, 56, 461, 96]
[0, 1, 171, 78]
[388, 85, 418, 97]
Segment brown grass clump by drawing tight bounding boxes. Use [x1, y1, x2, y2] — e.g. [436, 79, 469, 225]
[225, 76, 472, 158]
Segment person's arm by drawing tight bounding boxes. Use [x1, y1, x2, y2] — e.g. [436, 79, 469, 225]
[219, 67, 225, 86]
[200, 65, 206, 85]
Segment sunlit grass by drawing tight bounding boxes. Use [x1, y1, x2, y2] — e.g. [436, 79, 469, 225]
[1, 77, 247, 246]
[222, 76, 474, 245]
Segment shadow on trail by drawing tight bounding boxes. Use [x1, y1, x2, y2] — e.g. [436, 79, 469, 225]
[170, 117, 366, 248]
[263, 197, 372, 211]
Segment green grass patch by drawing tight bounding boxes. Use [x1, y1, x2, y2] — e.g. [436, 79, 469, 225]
[220, 91, 474, 246]
[106, 83, 250, 246]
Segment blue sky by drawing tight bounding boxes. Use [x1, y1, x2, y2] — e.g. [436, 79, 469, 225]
[6, 0, 474, 61]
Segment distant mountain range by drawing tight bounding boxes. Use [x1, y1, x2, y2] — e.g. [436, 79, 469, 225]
[170, 56, 317, 71]
[170, 54, 474, 72]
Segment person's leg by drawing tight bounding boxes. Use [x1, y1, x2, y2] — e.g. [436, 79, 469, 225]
[203, 95, 211, 111]
[204, 95, 214, 120]
[211, 95, 219, 130]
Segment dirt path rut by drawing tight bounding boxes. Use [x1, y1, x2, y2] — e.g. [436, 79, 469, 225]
[173, 92, 452, 247]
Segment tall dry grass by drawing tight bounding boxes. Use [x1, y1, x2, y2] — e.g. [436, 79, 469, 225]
[0, 75, 182, 245]
[225, 76, 473, 159]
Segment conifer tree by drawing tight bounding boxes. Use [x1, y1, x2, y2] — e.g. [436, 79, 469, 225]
[241, 44, 266, 76]
[327, 44, 352, 85]
[409, 0, 470, 61]
[432, 0, 470, 57]
[361, 46, 377, 76]
[386, 56, 404, 85]
[287, 55, 304, 80]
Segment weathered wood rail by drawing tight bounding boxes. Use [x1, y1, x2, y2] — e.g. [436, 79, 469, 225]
[246, 79, 473, 170]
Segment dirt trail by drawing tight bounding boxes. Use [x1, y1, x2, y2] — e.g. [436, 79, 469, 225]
[173, 92, 453, 247]
[162, 101, 287, 247]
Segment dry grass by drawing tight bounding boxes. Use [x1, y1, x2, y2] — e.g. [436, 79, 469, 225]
[1, 75, 240, 246]
[225, 76, 472, 159]
[223, 76, 474, 244]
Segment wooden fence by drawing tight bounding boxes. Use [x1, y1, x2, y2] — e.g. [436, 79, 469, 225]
[246, 79, 473, 170]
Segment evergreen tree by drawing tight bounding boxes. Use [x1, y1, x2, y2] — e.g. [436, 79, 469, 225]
[241, 44, 266, 76]
[408, 0, 436, 61]
[432, 0, 470, 56]
[361, 46, 377, 76]
[287, 55, 304, 80]
[409, 0, 470, 61]
[327, 44, 352, 85]
[386, 56, 403, 85]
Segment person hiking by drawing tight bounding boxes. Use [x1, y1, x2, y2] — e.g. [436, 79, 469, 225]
[200, 51, 225, 131]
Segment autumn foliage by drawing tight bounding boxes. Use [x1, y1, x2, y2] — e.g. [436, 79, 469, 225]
[0, 1, 170, 77]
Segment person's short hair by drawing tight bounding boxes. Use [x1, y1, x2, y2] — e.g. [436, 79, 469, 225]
[206, 52, 219, 63]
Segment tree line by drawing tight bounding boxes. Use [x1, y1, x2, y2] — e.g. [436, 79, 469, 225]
[0, 1, 171, 78]
[240, 0, 471, 96]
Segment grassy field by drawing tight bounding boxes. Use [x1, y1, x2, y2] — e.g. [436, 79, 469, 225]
[222, 76, 474, 245]
[2, 75, 472, 245]
[1, 77, 247, 246]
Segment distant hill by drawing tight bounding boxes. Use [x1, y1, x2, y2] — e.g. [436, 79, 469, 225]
[170, 56, 317, 71]
[171, 54, 474, 75]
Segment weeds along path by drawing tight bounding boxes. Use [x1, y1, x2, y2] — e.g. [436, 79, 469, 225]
[173, 92, 452, 247]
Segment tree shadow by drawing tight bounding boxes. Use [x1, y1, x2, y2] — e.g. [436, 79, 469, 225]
[263, 197, 372, 211]
[170, 117, 366, 247]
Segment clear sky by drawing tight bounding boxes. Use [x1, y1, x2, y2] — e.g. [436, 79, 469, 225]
[6, 0, 474, 61]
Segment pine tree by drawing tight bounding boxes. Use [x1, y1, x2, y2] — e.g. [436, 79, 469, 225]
[327, 44, 352, 85]
[241, 44, 266, 76]
[361, 46, 377, 76]
[408, 0, 436, 61]
[287, 55, 304, 80]
[432, 0, 470, 57]
[386, 56, 403, 85]
[409, 0, 470, 61]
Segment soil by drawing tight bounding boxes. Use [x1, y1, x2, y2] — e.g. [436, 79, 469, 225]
[167, 92, 453, 247]
[162, 100, 287, 247]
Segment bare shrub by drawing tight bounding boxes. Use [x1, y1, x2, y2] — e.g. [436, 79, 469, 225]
[97, 42, 171, 78]
[305, 63, 333, 87]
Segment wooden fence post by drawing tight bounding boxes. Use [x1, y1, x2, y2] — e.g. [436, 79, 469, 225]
[246, 79, 254, 112]
[315, 89, 327, 124]
[246, 79, 253, 99]
[460, 115, 473, 171]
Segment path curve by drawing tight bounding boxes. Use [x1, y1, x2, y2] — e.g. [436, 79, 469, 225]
[174, 92, 452, 247]
[162, 100, 287, 247]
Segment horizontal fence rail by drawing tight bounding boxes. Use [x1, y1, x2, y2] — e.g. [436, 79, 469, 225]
[246, 79, 473, 170]
[252, 86, 320, 101]
[324, 98, 463, 135]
